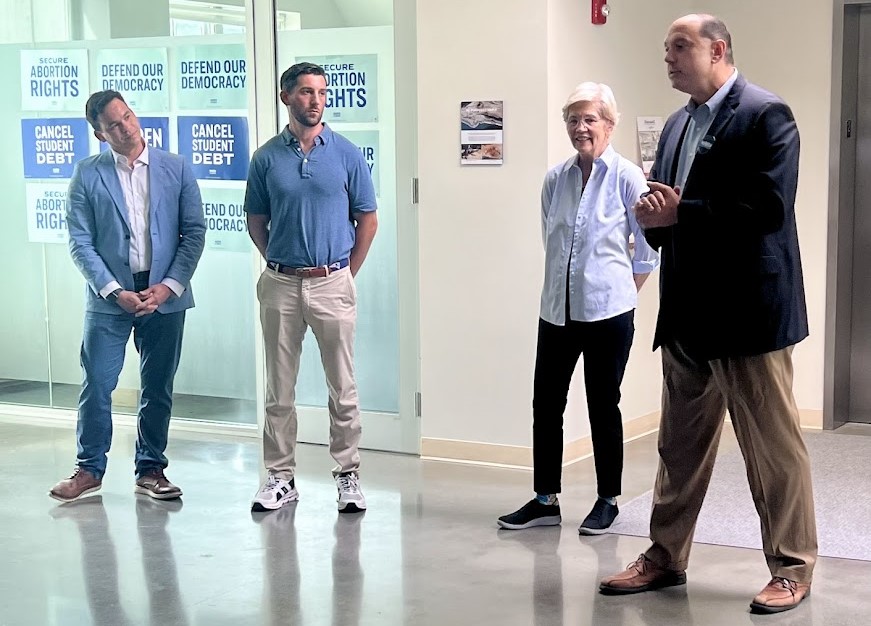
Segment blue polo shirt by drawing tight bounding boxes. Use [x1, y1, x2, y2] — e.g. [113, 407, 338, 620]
[244, 124, 377, 267]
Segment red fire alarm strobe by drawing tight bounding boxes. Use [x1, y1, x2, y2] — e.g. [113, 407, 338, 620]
[592, 0, 610, 25]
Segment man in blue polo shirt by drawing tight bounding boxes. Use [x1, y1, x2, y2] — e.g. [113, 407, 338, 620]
[245, 62, 378, 514]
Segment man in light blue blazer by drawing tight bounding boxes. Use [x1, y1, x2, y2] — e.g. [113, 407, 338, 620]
[49, 90, 205, 503]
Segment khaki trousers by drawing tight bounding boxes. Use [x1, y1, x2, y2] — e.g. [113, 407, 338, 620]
[257, 267, 361, 480]
[645, 342, 817, 583]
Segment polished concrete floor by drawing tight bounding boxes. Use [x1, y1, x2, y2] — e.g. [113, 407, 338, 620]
[1, 416, 868, 626]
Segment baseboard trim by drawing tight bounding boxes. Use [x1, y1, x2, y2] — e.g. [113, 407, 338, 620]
[421, 411, 662, 469]
[420, 408, 823, 469]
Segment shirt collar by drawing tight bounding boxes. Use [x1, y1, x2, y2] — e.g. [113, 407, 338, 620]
[110, 142, 149, 167]
[282, 122, 331, 147]
[570, 143, 617, 172]
[685, 68, 739, 117]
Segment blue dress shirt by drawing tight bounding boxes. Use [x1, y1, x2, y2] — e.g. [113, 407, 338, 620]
[674, 68, 739, 191]
[540, 144, 659, 325]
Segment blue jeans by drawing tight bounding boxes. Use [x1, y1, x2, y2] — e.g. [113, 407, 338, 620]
[76, 310, 186, 479]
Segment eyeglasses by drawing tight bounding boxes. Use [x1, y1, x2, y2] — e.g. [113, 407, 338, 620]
[566, 115, 604, 128]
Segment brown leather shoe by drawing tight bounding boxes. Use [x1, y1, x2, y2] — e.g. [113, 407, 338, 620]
[750, 577, 811, 613]
[49, 467, 102, 503]
[599, 554, 687, 595]
[135, 469, 182, 500]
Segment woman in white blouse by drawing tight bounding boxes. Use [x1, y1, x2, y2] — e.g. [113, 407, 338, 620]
[498, 82, 659, 535]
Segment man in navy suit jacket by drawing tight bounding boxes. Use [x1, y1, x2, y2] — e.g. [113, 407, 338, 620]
[49, 91, 205, 504]
[599, 15, 817, 614]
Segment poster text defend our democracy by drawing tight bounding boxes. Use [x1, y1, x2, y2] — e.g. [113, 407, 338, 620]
[180, 59, 247, 90]
[100, 62, 165, 92]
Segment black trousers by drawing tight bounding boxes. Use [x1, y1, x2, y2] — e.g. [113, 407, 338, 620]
[532, 310, 634, 497]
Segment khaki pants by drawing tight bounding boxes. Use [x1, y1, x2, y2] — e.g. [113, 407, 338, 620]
[645, 342, 818, 583]
[257, 267, 361, 480]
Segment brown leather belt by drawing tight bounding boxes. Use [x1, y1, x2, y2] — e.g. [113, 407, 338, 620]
[267, 258, 348, 278]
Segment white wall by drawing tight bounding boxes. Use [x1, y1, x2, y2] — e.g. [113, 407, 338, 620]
[417, 0, 549, 446]
[417, 0, 836, 451]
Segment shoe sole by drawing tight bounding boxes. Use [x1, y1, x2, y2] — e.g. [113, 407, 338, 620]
[749, 588, 811, 614]
[599, 572, 687, 595]
[578, 513, 619, 535]
[338, 502, 366, 514]
[134, 486, 183, 500]
[251, 493, 299, 512]
[497, 515, 562, 530]
[48, 485, 101, 503]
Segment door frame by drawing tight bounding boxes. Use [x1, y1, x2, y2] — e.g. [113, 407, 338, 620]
[824, 0, 871, 429]
[246, 0, 421, 454]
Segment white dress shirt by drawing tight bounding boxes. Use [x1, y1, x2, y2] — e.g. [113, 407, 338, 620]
[99, 145, 184, 298]
[540, 145, 659, 325]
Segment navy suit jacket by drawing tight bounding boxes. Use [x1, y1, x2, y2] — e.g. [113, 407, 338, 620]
[66, 148, 206, 315]
[645, 75, 809, 360]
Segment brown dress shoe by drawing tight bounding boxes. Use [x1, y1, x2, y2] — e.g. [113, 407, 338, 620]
[49, 467, 102, 503]
[750, 577, 811, 613]
[599, 554, 687, 595]
[135, 469, 183, 500]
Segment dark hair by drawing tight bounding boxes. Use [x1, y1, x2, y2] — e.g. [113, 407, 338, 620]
[280, 62, 326, 93]
[85, 90, 126, 131]
[699, 15, 734, 64]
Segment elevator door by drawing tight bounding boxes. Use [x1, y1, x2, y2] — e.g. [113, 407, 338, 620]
[847, 5, 871, 423]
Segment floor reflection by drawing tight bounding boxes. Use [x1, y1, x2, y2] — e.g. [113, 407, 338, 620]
[134, 496, 189, 625]
[497, 525, 564, 626]
[332, 513, 365, 626]
[253, 505, 303, 625]
[49, 496, 133, 626]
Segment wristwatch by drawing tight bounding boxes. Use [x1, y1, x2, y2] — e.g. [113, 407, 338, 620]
[106, 288, 123, 303]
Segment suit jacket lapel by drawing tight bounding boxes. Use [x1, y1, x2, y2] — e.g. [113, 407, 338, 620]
[704, 75, 744, 143]
[147, 148, 164, 221]
[96, 150, 131, 230]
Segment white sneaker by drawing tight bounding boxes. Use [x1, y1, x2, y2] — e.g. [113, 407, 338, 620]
[251, 474, 299, 512]
[336, 472, 366, 513]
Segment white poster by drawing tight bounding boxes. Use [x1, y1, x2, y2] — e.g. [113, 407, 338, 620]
[21, 49, 90, 112]
[93, 48, 169, 112]
[176, 44, 247, 110]
[200, 186, 250, 252]
[460, 100, 503, 165]
[26, 183, 69, 244]
[341, 130, 380, 197]
[636, 116, 664, 176]
[303, 54, 379, 123]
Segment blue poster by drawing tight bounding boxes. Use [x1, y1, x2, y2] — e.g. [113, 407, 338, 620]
[100, 117, 170, 152]
[177, 116, 249, 181]
[21, 118, 90, 179]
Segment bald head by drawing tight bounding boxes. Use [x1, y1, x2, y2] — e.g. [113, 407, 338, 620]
[664, 14, 735, 102]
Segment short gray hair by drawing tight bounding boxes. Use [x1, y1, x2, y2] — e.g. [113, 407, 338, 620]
[699, 14, 734, 64]
[561, 82, 620, 126]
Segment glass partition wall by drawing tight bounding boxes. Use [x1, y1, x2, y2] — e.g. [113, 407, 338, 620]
[0, 0, 417, 453]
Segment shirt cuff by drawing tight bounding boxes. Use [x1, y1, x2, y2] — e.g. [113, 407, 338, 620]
[162, 278, 185, 297]
[632, 259, 659, 274]
[99, 281, 122, 299]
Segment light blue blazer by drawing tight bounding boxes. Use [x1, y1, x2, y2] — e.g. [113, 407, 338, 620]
[66, 148, 206, 315]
